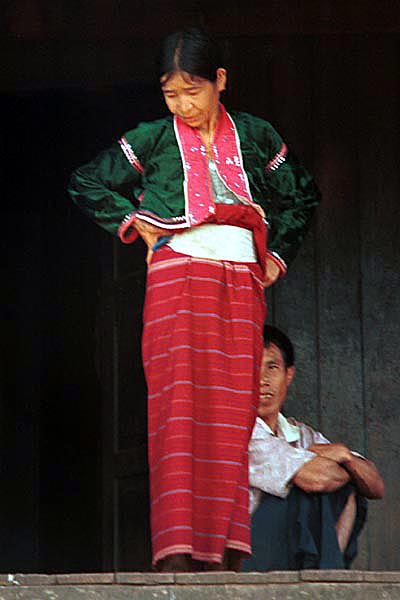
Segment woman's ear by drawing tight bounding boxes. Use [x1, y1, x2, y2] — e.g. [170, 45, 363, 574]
[216, 68, 227, 92]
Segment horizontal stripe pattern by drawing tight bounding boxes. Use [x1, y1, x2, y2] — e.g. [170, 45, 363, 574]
[143, 246, 266, 566]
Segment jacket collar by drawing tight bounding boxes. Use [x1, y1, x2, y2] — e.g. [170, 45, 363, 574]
[174, 104, 255, 227]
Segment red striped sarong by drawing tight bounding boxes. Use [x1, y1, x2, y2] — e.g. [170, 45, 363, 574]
[142, 243, 266, 566]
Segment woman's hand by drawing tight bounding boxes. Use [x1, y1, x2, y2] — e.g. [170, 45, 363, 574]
[134, 219, 172, 264]
[263, 257, 281, 288]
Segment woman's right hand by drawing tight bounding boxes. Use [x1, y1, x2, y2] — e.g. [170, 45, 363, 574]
[133, 219, 172, 264]
[263, 257, 281, 288]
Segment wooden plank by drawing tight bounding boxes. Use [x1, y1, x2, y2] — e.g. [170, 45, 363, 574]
[358, 34, 400, 570]
[265, 34, 320, 426]
[312, 35, 364, 445]
[312, 35, 367, 567]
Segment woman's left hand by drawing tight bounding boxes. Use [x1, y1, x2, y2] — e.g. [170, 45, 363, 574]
[263, 257, 281, 288]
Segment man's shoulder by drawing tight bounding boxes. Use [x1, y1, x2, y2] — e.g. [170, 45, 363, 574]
[286, 416, 314, 430]
[286, 416, 329, 447]
[252, 417, 273, 439]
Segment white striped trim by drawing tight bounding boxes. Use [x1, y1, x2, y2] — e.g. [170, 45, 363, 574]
[118, 136, 144, 173]
[135, 211, 189, 230]
[173, 116, 191, 226]
[265, 142, 288, 172]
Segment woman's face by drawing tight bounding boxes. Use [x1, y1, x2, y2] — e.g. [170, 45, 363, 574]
[161, 69, 226, 132]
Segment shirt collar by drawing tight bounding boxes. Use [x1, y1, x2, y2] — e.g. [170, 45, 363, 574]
[256, 413, 301, 443]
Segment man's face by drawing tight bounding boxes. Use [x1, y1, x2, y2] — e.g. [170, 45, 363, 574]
[257, 343, 295, 425]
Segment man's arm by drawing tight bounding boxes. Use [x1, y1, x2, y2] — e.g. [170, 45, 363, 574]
[342, 456, 384, 499]
[249, 430, 319, 498]
[307, 443, 384, 499]
[291, 455, 351, 494]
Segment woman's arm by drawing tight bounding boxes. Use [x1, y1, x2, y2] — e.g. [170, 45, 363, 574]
[68, 121, 164, 240]
[261, 122, 321, 270]
[68, 141, 143, 237]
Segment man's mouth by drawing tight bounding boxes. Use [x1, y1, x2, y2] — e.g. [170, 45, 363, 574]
[259, 391, 274, 400]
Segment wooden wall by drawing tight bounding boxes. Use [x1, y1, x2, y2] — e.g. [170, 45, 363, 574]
[2, 0, 399, 573]
[267, 33, 400, 569]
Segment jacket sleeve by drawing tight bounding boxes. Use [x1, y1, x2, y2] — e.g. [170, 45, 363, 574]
[262, 122, 321, 270]
[67, 122, 156, 240]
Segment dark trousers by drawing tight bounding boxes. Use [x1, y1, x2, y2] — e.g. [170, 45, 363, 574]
[242, 484, 367, 571]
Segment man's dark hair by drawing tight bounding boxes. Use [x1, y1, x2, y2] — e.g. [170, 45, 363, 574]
[158, 27, 224, 83]
[263, 325, 295, 369]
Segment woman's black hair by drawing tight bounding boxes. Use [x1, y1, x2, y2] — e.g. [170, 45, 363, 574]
[159, 27, 224, 83]
[263, 325, 295, 369]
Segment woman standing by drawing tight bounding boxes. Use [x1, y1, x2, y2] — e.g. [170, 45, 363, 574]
[68, 28, 320, 571]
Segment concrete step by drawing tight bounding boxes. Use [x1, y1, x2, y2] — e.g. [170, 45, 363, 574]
[1, 571, 400, 599]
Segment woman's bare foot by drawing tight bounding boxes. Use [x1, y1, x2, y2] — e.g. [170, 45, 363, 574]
[206, 549, 242, 572]
[159, 553, 193, 572]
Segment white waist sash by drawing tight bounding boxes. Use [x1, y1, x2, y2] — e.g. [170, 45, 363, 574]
[166, 223, 257, 262]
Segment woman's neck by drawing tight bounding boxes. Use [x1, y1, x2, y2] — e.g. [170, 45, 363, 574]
[198, 105, 220, 152]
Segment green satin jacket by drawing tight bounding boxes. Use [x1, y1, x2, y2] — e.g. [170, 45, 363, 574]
[68, 107, 320, 269]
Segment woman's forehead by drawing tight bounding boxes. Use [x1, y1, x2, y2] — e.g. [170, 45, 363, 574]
[160, 70, 207, 87]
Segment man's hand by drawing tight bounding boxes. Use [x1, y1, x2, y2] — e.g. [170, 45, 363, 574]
[292, 456, 351, 494]
[308, 443, 353, 464]
[306, 443, 384, 499]
[263, 257, 281, 288]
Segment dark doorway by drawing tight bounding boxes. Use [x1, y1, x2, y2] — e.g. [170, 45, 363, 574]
[2, 83, 163, 572]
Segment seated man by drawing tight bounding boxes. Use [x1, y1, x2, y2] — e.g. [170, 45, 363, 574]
[242, 325, 384, 571]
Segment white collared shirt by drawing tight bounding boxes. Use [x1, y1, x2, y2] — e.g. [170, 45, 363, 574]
[249, 414, 365, 514]
[248, 414, 329, 513]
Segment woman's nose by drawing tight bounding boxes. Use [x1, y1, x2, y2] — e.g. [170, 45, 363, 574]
[178, 96, 193, 115]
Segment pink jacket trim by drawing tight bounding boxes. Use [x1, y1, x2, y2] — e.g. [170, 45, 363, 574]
[118, 212, 139, 244]
[118, 136, 145, 174]
[265, 143, 288, 172]
[174, 104, 257, 227]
